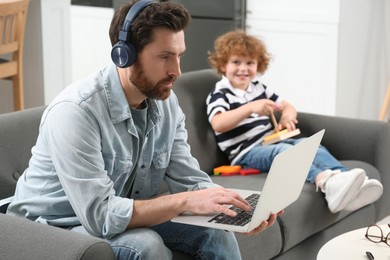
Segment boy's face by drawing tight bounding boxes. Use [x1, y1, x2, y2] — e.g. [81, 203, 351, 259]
[130, 27, 185, 100]
[222, 55, 258, 90]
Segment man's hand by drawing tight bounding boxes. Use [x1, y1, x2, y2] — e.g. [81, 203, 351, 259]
[183, 187, 251, 217]
[241, 210, 284, 236]
[129, 187, 251, 228]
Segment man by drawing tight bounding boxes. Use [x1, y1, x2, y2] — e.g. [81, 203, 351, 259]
[7, 1, 279, 259]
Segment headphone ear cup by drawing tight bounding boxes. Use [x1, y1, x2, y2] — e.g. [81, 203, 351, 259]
[111, 41, 137, 68]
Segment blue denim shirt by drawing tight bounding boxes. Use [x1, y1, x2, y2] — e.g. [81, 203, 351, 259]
[7, 63, 215, 238]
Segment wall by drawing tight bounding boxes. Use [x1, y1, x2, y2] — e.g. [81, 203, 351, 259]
[70, 5, 113, 82]
[247, 1, 339, 116]
[337, 0, 390, 120]
[246, 0, 390, 120]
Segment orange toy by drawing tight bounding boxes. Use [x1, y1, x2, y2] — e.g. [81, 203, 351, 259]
[213, 165, 241, 176]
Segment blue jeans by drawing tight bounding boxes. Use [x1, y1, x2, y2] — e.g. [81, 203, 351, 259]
[71, 221, 241, 260]
[236, 138, 348, 183]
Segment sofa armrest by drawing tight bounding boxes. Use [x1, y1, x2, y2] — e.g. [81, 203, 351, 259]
[298, 112, 390, 163]
[0, 214, 114, 260]
[0, 106, 46, 198]
[297, 112, 390, 220]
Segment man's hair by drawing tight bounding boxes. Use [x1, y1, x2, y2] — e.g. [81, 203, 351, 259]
[109, 0, 191, 53]
[208, 30, 272, 75]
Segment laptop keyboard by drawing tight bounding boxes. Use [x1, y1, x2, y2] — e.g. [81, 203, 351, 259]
[208, 193, 260, 226]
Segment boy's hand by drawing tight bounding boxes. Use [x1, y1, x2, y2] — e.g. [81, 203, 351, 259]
[277, 100, 298, 131]
[249, 100, 278, 116]
[279, 116, 298, 131]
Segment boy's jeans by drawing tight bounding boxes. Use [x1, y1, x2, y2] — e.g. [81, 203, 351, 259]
[236, 138, 348, 183]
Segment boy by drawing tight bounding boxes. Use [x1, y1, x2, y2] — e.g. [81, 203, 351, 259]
[206, 30, 383, 213]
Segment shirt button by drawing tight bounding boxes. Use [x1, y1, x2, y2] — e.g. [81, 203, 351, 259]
[135, 191, 140, 194]
[140, 165, 145, 169]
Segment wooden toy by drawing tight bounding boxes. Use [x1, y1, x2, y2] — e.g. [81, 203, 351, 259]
[262, 113, 301, 145]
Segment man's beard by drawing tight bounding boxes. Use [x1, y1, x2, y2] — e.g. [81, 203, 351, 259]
[130, 60, 177, 100]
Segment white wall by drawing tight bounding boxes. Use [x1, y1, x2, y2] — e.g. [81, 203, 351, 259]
[336, 0, 389, 120]
[70, 6, 113, 82]
[246, 0, 390, 120]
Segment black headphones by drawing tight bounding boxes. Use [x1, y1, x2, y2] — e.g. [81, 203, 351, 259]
[111, 0, 156, 68]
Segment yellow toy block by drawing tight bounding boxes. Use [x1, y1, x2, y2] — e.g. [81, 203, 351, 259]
[262, 128, 301, 145]
[263, 129, 288, 142]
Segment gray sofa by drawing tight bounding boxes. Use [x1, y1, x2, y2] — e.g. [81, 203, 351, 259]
[0, 69, 389, 259]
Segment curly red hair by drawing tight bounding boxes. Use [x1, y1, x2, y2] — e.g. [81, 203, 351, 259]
[208, 30, 271, 75]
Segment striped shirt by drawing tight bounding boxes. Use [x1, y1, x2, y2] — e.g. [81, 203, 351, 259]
[206, 76, 282, 164]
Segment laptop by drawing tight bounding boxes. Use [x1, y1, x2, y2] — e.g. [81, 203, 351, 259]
[171, 129, 325, 233]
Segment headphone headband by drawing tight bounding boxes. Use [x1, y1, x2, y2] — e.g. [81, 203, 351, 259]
[118, 0, 155, 41]
[111, 0, 156, 68]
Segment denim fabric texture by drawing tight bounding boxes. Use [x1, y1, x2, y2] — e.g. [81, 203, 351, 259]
[71, 222, 241, 260]
[236, 138, 348, 183]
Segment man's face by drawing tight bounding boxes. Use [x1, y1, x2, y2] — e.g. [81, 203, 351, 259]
[129, 27, 186, 100]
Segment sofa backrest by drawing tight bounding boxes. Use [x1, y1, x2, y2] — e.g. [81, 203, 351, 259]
[173, 69, 229, 174]
[0, 106, 45, 199]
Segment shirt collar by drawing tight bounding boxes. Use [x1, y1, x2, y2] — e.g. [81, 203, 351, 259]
[103, 63, 131, 124]
[220, 75, 256, 97]
[103, 63, 160, 125]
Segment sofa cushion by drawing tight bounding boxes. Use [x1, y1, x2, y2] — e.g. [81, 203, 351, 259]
[0, 213, 115, 260]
